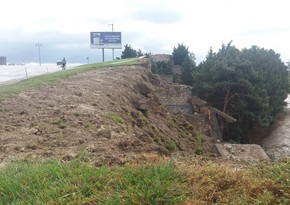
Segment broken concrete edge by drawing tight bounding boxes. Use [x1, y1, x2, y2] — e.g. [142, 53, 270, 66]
[214, 143, 227, 158]
[214, 143, 270, 162]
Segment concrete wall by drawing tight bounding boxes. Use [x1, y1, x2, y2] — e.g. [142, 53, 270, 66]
[185, 113, 210, 135]
[156, 84, 192, 114]
[156, 84, 217, 138]
[151, 54, 172, 63]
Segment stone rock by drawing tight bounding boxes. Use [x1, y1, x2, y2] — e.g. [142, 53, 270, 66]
[214, 143, 270, 163]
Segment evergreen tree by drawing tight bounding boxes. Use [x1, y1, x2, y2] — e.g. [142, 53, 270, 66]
[180, 54, 196, 85]
[172, 43, 189, 65]
[121, 44, 137, 59]
[192, 43, 288, 142]
[151, 61, 173, 75]
[241, 46, 288, 117]
[137, 49, 144, 57]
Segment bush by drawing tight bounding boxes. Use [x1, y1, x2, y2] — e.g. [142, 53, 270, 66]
[151, 60, 173, 75]
[172, 43, 189, 66]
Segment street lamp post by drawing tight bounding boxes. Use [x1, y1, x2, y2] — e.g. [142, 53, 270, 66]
[108, 23, 114, 60]
[35, 43, 42, 66]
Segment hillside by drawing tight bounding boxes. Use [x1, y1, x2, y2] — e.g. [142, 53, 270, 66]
[0, 65, 211, 166]
[0, 63, 289, 204]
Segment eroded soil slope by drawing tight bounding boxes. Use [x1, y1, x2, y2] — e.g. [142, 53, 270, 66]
[0, 65, 201, 166]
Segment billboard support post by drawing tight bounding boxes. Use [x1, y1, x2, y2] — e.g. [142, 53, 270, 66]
[108, 24, 114, 60]
[35, 43, 42, 66]
[102, 48, 105, 62]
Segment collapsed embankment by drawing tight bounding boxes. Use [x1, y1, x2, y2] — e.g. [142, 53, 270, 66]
[0, 65, 212, 166]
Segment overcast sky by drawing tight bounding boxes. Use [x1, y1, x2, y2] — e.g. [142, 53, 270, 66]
[0, 0, 289, 64]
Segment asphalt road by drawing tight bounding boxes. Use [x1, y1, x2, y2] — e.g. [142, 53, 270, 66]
[0, 63, 81, 85]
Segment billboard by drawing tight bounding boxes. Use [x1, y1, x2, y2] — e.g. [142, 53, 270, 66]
[90, 32, 122, 49]
[0, 56, 7, 65]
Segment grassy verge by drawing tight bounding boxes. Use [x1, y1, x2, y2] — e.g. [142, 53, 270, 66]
[184, 159, 290, 204]
[0, 160, 186, 205]
[0, 159, 289, 204]
[0, 58, 139, 98]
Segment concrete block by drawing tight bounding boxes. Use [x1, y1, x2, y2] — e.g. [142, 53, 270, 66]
[215, 143, 270, 163]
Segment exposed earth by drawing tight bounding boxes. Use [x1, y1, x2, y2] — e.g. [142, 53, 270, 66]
[0, 65, 213, 166]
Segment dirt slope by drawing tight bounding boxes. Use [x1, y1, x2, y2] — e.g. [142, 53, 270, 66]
[0, 65, 202, 166]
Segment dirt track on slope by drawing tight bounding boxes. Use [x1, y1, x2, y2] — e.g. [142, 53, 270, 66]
[0, 65, 202, 166]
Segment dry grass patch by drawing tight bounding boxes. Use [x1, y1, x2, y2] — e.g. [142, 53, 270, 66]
[181, 159, 289, 205]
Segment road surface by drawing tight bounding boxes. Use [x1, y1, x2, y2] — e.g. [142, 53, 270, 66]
[0, 63, 81, 85]
[260, 95, 290, 160]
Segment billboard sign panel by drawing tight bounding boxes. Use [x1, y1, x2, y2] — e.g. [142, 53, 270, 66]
[90, 32, 122, 49]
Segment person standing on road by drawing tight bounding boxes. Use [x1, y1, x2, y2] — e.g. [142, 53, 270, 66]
[62, 57, 66, 70]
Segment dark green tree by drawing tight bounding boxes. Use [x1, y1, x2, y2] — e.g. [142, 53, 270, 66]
[121, 44, 137, 59]
[242, 47, 288, 116]
[151, 61, 173, 75]
[172, 43, 189, 65]
[287, 61, 290, 92]
[137, 49, 144, 57]
[193, 42, 288, 142]
[180, 54, 196, 85]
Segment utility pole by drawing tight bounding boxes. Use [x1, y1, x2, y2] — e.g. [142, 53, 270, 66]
[108, 23, 114, 60]
[35, 43, 42, 66]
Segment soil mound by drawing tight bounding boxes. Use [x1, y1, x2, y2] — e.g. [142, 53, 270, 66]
[0, 65, 203, 166]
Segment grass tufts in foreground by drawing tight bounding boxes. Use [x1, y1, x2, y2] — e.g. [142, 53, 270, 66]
[0, 160, 187, 205]
[0, 159, 289, 204]
[183, 159, 290, 204]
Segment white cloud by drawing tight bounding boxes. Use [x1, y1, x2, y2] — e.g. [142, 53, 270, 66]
[0, 0, 290, 63]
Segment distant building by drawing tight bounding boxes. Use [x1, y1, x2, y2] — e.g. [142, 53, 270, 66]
[151, 54, 172, 63]
[0, 56, 7, 65]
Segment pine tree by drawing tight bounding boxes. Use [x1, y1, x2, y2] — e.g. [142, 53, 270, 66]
[172, 43, 189, 65]
[121, 44, 137, 59]
[180, 55, 196, 85]
[192, 43, 288, 142]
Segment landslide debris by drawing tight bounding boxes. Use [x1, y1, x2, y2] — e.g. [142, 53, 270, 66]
[0, 65, 210, 166]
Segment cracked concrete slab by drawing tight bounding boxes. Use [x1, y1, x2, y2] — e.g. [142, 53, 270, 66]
[215, 143, 270, 163]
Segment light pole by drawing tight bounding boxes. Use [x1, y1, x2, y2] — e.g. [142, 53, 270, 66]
[108, 23, 114, 60]
[35, 43, 42, 66]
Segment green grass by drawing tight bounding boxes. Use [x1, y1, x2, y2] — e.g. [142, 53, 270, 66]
[0, 160, 187, 205]
[84, 122, 95, 130]
[49, 118, 66, 129]
[166, 139, 177, 151]
[106, 112, 125, 124]
[0, 159, 289, 204]
[0, 58, 139, 98]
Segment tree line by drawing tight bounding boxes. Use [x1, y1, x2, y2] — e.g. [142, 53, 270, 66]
[121, 42, 289, 142]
